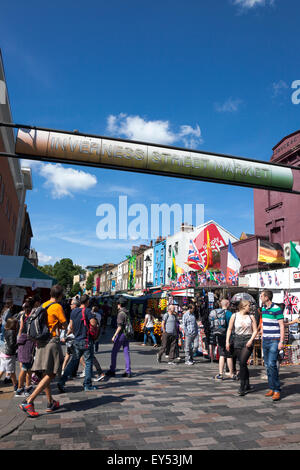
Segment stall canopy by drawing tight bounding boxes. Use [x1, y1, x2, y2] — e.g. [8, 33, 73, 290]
[0, 256, 56, 288]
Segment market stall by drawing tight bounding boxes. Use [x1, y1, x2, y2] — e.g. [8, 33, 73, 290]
[0, 255, 56, 308]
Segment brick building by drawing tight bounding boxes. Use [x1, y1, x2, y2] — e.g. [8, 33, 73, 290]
[0, 51, 33, 258]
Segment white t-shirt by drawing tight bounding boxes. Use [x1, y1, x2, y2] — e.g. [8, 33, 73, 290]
[145, 314, 154, 328]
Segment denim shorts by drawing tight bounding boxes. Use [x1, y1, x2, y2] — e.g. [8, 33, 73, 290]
[21, 361, 33, 371]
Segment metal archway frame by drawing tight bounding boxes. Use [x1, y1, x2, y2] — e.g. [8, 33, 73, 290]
[1, 121, 300, 194]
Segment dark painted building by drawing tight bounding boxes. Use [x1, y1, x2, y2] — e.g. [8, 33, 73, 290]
[254, 129, 300, 247]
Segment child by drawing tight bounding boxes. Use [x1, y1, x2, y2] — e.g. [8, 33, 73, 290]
[15, 300, 36, 397]
[0, 317, 18, 391]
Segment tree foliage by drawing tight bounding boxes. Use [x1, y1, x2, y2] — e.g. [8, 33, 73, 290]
[38, 258, 86, 289]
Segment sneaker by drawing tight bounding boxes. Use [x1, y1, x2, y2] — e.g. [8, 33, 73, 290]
[185, 361, 194, 365]
[175, 357, 181, 362]
[153, 344, 158, 348]
[156, 354, 161, 364]
[45, 400, 60, 413]
[165, 355, 169, 359]
[229, 374, 237, 381]
[79, 372, 85, 378]
[19, 401, 39, 418]
[57, 382, 66, 394]
[93, 373, 105, 382]
[84, 385, 98, 391]
[168, 361, 177, 365]
[15, 388, 25, 397]
[238, 389, 246, 397]
[214, 374, 223, 381]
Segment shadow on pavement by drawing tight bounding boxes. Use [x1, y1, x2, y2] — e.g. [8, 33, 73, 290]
[59, 394, 134, 413]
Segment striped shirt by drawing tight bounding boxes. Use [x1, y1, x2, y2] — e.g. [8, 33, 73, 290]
[262, 303, 284, 340]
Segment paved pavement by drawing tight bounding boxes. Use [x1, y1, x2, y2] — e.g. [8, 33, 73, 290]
[1, 329, 300, 450]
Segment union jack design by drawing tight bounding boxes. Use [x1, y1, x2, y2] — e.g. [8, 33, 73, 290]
[186, 239, 205, 271]
[228, 271, 238, 285]
[284, 291, 299, 315]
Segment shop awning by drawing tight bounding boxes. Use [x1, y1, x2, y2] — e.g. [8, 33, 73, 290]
[0, 255, 56, 288]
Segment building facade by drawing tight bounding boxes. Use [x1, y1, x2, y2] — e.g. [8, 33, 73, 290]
[254, 129, 300, 247]
[0, 52, 33, 257]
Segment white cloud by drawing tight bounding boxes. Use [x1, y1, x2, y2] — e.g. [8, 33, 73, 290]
[107, 114, 203, 148]
[37, 252, 55, 264]
[233, 0, 274, 8]
[214, 98, 243, 113]
[23, 161, 98, 199]
[40, 164, 97, 199]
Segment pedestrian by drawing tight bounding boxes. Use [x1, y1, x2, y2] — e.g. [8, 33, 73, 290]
[226, 300, 257, 396]
[105, 299, 132, 378]
[157, 305, 179, 365]
[57, 294, 99, 393]
[260, 289, 285, 401]
[0, 301, 14, 341]
[80, 303, 105, 382]
[15, 299, 36, 397]
[19, 284, 67, 418]
[0, 317, 19, 392]
[142, 307, 158, 348]
[182, 304, 198, 365]
[92, 304, 102, 353]
[60, 298, 80, 373]
[209, 299, 236, 380]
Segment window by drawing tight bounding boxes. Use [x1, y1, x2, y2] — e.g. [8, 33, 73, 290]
[168, 245, 172, 256]
[168, 267, 171, 278]
[175, 241, 179, 254]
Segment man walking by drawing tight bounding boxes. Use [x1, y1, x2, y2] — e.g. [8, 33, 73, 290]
[157, 305, 179, 365]
[260, 289, 285, 401]
[57, 294, 98, 393]
[105, 299, 132, 378]
[182, 304, 198, 365]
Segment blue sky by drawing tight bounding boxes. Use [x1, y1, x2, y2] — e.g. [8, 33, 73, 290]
[1, 0, 299, 267]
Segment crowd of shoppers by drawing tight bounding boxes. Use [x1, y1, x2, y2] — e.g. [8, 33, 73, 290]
[0, 286, 288, 417]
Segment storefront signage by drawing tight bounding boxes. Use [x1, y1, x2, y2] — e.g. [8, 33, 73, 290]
[15, 128, 294, 192]
[293, 271, 300, 282]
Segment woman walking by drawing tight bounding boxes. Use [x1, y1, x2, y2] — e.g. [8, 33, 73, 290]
[142, 308, 158, 347]
[226, 300, 257, 396]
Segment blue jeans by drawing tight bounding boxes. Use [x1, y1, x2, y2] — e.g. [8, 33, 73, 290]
[144, 327, 157, 345]
[263, 339, 281, 393]
[59, 339, 94, 388]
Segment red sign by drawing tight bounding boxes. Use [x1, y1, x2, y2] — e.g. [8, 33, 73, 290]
[193, 223, 226, 269]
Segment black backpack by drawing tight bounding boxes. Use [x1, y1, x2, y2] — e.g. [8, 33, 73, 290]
[26, 302, 56, 342]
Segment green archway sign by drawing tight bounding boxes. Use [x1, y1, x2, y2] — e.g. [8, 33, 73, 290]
[11, 125, 296, 194]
